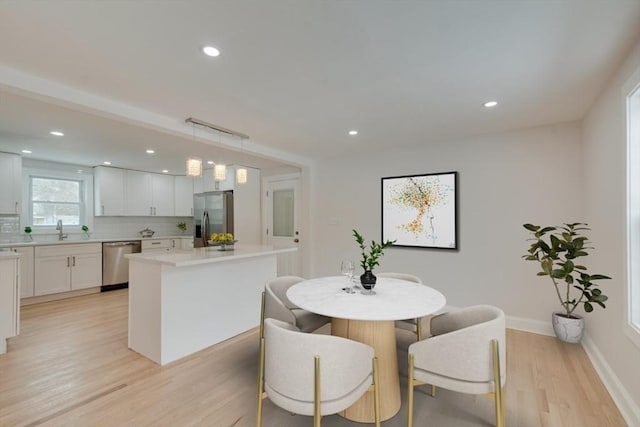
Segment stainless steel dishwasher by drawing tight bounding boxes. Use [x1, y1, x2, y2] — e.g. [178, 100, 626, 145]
[102, 241, 141, 291]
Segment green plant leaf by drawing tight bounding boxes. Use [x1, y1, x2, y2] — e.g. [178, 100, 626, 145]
[589, 274, 612, 281]
[584, 302, 593, 312]
[551, 269, 566, 279]
[523, 224, 540, 232]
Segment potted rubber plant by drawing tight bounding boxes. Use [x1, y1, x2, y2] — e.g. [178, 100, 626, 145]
[352, 229, 395, 290]
[522, 223, 610, 343]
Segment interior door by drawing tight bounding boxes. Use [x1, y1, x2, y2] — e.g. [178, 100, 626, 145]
[265, 177, 300, 276]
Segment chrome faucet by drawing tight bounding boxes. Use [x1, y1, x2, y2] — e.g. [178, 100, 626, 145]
[56, 220, 67, 240]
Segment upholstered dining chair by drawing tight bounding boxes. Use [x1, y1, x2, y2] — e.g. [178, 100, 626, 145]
[259, 276, 330, 339]
[406, 305, 506, 427]
[376, 272, 426, 339]
[256, 318, 381, 427]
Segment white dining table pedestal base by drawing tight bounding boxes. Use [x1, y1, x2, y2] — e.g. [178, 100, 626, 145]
[332, 318, 401, 422]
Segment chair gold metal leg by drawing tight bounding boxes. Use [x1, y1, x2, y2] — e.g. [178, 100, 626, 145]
[430, 384, 436, 397]
[256, 337, 265, 427]
[314, 355, 321, 427]
[407, 353, 415, 427]
[416, 317, 423, 341]
[492, 339, 505, 427]
[372, 357, 381, 427]
[259, 291, 266, 339]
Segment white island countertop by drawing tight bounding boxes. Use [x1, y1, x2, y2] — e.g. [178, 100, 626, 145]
[125, 244, 296, 267]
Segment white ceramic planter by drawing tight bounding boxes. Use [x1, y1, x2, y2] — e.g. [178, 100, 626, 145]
[552, 312, 584, 343]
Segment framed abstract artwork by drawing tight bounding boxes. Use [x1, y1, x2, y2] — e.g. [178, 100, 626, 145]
[381, 171, 458, 250]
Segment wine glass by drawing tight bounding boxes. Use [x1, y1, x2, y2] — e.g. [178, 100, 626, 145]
[340, 260, 355, 294]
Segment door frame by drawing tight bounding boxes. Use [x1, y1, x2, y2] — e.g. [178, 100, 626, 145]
[262, 173, 303, 276]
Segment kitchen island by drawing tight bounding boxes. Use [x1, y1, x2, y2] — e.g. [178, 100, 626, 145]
[126, 245, 295, 365]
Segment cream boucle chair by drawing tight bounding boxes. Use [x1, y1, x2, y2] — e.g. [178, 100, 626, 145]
[406, 305, 506, 427]
[256, 318, 381, 427]
[376, 272, 426, 339]
[259, 276, 330, 338]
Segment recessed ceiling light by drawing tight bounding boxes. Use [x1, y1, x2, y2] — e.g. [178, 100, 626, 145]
[162, 169, 169, 174]
[50, 131, 64, 136]
[202, 46, 221, 57]
[146, 149, 155, 154]
[483, 101, 498, 108]
[103, 161, 111, 165]
[348, 130, 358, 136]
[77, 169, 83, 173]
[207, 160, 214, 165]
[21, 149, 32, 154]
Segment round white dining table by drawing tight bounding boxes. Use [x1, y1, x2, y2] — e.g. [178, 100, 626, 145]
[287, 276, 446, 422]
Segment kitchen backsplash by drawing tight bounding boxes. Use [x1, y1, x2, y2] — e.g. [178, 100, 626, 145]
[0, 216, 192, 243]
[92, 216, 193, 239]
[0, 215, 19, 234]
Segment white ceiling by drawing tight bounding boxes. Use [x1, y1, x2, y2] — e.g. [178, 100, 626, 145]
[0, 1, 639, 173]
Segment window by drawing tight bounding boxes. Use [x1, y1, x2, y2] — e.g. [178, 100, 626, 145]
[626, 75, 640, 348]
[29, 176, 84, 226]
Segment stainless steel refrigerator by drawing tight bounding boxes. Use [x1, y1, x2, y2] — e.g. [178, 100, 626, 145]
[193, 191, 234, 248]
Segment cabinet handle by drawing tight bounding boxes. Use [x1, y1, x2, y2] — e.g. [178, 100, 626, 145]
[150, 207, 153, 215]
[72, 256, 76, 267]
[15, 201, 19, 213]
[102, 205, 105, 215]
[67, 256, 70, 267]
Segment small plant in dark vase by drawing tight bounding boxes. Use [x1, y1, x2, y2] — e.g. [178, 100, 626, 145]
[352, 229, 395, 293]
[522, 223, 610, 343]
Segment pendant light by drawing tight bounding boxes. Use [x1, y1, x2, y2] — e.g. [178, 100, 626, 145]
[186, 123, 202, 176]
[236, 136, 248, 184]
[186, 158, 202, 176]
[236, 167, 248, 184]
[214, 164, 226, 181]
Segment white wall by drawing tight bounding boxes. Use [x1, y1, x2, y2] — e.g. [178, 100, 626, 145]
[582, 37, 640, 424]
[310, 122, 583, 324]
[233, 167, 261, 244]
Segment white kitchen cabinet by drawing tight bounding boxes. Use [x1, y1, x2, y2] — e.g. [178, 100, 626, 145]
[196, 165, 235, 193]
[151, 174, 175, 216]
[179, 237, 194, 250]
[10, 246, 34, 298]
[141, 239, 173, 253]
[94, 166, 126, 216]
[0, 153, 22, 215]
[174, 175, 194, 217]
[126, 170, 153, 216]
[126, 170, 175, 216]
[0, 254, 20, 354]
[34, 243, 102, 296]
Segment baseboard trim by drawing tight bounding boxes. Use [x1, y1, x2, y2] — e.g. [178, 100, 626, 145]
[506, 314, 639, 426]
[21, 287, 100, 306]
[506, 314, 555, 336]
[581, 333, 640, 427]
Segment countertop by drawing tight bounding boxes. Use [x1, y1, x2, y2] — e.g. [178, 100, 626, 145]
[125, 245, 297, 267]
[0, 235, 191, 248]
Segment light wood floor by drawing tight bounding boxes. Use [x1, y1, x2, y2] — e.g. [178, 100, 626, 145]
[0, 290, 627, 427]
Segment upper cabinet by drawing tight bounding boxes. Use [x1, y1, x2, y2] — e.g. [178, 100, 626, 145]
[94, 166, 126, 216]
[174, 176, 194, 217]
[125, 170, 175, 216]
[0, 153, 22, 215]
[95, 167, 176, 217]
[194, 165, 235, 193]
